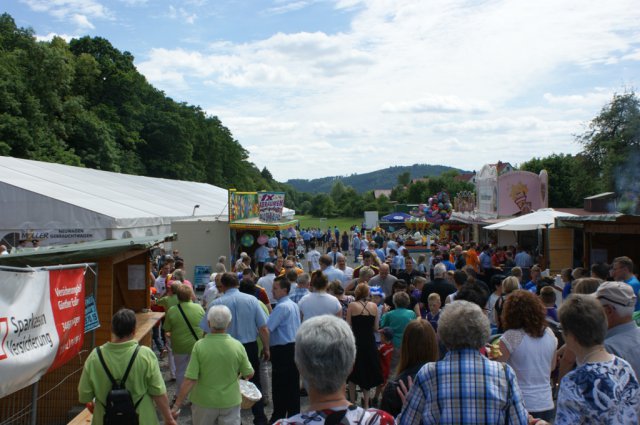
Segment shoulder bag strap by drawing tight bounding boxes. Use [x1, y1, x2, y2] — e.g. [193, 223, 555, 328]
[121, 344, 141, 387]
[178, 304, 200, 341]
[96, 346, 117, 386]
[502, 362, 512, 414]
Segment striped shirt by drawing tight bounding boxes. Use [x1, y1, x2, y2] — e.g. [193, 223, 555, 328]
[398, 348, 528, 425]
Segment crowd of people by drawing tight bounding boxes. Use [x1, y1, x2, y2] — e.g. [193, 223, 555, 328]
[78, 230, 640, 424]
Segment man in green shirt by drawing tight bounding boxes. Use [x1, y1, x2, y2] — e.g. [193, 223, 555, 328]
[171, 304, 254, 425]
[78, 308, 176, 425]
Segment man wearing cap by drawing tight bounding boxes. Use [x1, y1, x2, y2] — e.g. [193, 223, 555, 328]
[611, 256, 640, 311]
[353, 251, 380, 280]
[595, 281, 640, 377]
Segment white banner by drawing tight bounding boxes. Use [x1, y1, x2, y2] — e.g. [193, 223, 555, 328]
[0, 269, 85, 398]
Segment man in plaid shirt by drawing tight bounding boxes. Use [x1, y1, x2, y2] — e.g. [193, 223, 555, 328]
[398, 300, 529, 424]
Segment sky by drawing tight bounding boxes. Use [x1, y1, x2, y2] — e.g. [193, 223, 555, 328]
[5, 0, 640, 182]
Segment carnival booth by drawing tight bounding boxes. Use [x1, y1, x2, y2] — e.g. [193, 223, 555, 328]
[485, 209, 577, 272]
[0, 234, 174, 424]
[228, 190, 298, 269]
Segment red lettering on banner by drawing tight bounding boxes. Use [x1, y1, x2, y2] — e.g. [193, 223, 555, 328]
[47, 269, 85, 372]
[0, 318, 8, 361]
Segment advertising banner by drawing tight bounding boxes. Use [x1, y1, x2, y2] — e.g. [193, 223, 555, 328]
[229, 192, 259, 221]
[0, 268, 85, 398]
[258, 192, 285, 222]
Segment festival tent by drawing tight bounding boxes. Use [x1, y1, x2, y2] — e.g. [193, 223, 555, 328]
[484, 208, 577, 231]
[0, 156, 230, 247]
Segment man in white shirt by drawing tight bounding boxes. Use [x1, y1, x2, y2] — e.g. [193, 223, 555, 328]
[258, 262, 277, 307]
[319, 254, 344, 284]
[154, 263, 171, 296]
[336, 255, 354, 288]
[305, 242, 321, 272]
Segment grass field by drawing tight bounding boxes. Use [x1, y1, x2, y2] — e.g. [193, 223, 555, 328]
[295, 215, 362, 232]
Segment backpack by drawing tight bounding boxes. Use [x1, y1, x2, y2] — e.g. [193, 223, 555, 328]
[96, 344, 142, 425]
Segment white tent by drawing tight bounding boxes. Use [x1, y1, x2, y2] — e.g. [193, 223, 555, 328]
[0, 156, 230, 246]
[484, 208, 577, 231]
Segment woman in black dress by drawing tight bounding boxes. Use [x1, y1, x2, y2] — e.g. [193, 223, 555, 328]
[341, 231, 350, 253]
[346, 283, 383, 408]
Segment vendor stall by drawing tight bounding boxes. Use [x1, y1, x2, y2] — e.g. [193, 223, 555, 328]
[0, 234, 174, 424]
[228, 190, 298, 268]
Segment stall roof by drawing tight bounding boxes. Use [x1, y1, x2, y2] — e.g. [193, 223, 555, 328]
[0, 233, 176, 267]
[0, 156, 229, 228]
[230, 217, 298, 231]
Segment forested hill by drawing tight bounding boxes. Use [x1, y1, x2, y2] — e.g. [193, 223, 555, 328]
[0, 14, 279, 192]
[287, 164, 466, 193]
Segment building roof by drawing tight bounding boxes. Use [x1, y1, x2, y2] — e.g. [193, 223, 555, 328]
[373, 189, 392, 199]
[0, 233, 176, 267]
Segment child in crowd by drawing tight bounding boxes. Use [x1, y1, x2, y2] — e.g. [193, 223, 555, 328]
[370, 286, 385, 344]
[560, 267, 573, 300]
[539, 286, 559, 322]
[412, 276, 427, 318]
[426, 293, 441, 332]
[373, 327, 394, 407]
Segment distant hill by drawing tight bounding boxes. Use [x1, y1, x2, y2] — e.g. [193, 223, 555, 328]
[287, 164, 468, 193]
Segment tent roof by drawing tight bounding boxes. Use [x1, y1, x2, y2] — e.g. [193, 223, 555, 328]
[484, 208, 577, 231]
[0, 233, 176, 267]
[0, 156, 229, 226]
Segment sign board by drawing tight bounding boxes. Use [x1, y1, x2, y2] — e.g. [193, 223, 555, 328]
[84, 295, 100, 333]
[229, 192, 260, 221]
[258, 192, 285, 222]
[0, 268, 86, 398]
[194, 265, 212, 290]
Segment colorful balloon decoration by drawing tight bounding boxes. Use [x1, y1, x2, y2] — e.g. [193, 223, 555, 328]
[240, 232, 255, 247]
[425, 191, 453, 224]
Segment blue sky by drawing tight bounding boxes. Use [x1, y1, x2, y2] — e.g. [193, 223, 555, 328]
[4, 0, 640, 181]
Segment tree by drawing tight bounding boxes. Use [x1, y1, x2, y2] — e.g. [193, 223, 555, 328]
[520, 153, 586, 207]
[577, 91, 640, 191]
[397, 171, 411, 186]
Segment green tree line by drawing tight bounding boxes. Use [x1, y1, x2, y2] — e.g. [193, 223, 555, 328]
[0, 14, 279, 192]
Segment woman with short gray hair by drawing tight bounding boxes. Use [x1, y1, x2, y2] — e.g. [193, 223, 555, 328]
[554, 295, 639, 425]
[171, 305, 254, 425]
[273, 315, 395, 424]
[398, 300, 528, 424]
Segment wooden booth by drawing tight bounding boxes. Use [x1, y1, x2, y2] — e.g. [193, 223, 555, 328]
[556, 214, 640, 269]
[0, 234, 174, 425]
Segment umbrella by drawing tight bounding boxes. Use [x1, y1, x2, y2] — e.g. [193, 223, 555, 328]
[381, 212, 412, 222]
[484, 208, 577, 231]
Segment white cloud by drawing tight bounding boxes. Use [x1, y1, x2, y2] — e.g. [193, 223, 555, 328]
[381, 96, 491, 114]
[265, 1, 317, 15]
[543, 91, 615, 107]
[70, 13, 95, 30]
[119, 0, 147, 5]
[21, 0, 110, 27]
[35, 32, 75, 42]
[168, 5, 197, 24]
[132, 0, 640, 180]
[138, 31, 373, 89]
